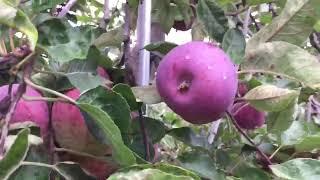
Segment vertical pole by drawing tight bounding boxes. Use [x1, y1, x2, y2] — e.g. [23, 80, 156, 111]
[136, 0, 151, 86]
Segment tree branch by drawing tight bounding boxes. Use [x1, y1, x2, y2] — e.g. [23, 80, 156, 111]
[225, 111, 273, 166]
[100, 0, 110, 28]
[57, 0, 77, 18]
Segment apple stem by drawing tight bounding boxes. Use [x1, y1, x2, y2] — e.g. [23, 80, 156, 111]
[178, 80, 190, 92]
[225, 111, 273, 166]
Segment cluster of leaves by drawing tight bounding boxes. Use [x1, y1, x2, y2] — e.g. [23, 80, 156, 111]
[1, 0, 320, 179]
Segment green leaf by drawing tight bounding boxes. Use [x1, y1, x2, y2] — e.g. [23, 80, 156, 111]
[243, 41, 320, 90]
[66, 72, 105, 93]
[9, 144, 50, 180]
[37, 19, 101, 63]
[315, 20, 320, 32]
[144, 41, 178, 55]
[281, 121, 310, 146]
[0, 2, 38, 50]
[110, 163, 201, 180]
[294, 133, 320, 152]
[113, 83, 139, 111]
[0, 129, 30, 180]
[222, 28, 246, 65]
[131, 85, 162, 104]
[108, 168, 195, 180]
[243, 84, 299, 112]
[270, 158, 320, 180]
[178, 152, 225, 180]
[78, 86, 131, 133]
[267, 103, 295, 135]
[197, 0, 228, 42]
[247, 0, 320, 49]
[168, 127, 212, 150]
[152, 0, 176, 33]
[55, 162, 95, 180]
[93, 27, 124, 48]
[77, 94, 135, 166]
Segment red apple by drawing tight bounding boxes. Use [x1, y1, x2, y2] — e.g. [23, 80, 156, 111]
[52, 88, 110, 156]
[231, 102, 265, 130]
[156, 41, 238, 124]
[0, 84, 49, 138]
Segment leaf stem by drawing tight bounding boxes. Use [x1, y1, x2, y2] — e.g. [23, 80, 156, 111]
[22, 95, 68, 102]
[269, 145, 282, 160]
[24, 77, 76, 104]
[21, 161, 55, 169]
[225, 111, 273, 166]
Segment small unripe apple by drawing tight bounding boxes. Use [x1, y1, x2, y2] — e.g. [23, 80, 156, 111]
[231, 102, 265, 130]
[52, 89, 110, 156]
[156, 41, 238, 124]
[0, 84, 49, 138]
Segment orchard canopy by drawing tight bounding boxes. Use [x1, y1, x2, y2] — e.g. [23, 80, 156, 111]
[1, 0, 320, 179]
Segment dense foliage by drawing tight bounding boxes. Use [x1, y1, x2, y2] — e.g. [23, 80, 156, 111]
[0, 0, 320, 179]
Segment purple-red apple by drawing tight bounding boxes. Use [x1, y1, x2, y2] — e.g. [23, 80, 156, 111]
[156, 41, 238, 124]
[0, 84, 49, 138]
[231, 102, 265, 130]
[51, 88, 110, 156]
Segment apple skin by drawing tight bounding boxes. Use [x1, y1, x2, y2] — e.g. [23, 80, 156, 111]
[231, 102, 265, 130]
[0, 84, 49, 138]
[51, 88, 111, 156]
[156, 41, 238, 124]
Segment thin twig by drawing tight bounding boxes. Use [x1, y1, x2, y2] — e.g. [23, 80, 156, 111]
[0, 81, 26, 157]
[138, 108, 150, 161]
[100, 0, 110, 28]
[306, 96, 312, 122]
[57, 0, 78, 18]
[225, 111, 273, 166]
[242, 7, 252, 37]
[10, 51, 36, 75]
[9, 29, 15, 52]
[1, 39, 7, 55]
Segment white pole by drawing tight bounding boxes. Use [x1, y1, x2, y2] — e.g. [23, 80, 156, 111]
[136, 0, 151, 86]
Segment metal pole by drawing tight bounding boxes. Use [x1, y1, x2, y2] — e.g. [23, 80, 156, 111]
[136, 0, 151, 86]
